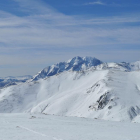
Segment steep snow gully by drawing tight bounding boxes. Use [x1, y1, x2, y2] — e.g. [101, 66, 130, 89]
[0, 56, 140, 122]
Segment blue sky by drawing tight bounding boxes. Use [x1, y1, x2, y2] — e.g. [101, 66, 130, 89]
[0, 0, 140, 77]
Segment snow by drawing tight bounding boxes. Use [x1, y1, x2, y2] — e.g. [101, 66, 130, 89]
[1, 113, 140, 140]
[0, 70, 109, 114]
[0, 67, 140, 122]
[1, 57, 140, 139]
[130, 61, 140, 71]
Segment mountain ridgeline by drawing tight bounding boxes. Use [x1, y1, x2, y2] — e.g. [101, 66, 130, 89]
[31, 56, 103, 81]
[1, 56, 140, 86]
[31, 56, 140, 81]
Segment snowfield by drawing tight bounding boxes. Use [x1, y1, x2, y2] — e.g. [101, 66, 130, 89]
[1, 113, 140, 140]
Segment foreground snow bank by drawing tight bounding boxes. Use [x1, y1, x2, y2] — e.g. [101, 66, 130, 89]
[1, 113, 140, 140]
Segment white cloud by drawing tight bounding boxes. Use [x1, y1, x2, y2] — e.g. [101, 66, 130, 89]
[0, 9, 140, 49]
[84, 1, 105, 6]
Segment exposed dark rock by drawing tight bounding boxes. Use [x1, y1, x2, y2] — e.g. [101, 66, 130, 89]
[108, 106, 112, 109]
[97, 92, 110, 110]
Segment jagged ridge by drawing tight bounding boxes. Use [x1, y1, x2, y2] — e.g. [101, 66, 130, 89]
[31, 56, 103, 81]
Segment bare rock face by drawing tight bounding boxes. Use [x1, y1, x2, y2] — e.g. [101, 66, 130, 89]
[129, 106, 140, 120]
[97, 92, 110, 110]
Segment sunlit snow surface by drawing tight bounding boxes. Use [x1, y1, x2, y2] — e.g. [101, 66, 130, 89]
[1, 69, 140, 121]
[1, 113, 140, 140]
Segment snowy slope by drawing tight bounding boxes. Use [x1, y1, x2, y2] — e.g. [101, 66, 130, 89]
[0, 70, 108, 113]
[31, 56, 103, 81]
[1, 67, 140, 122]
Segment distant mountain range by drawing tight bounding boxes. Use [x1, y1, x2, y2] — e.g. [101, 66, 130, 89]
[0, 75, 32, 89]
[1, 56, 140, 122]
[1, 56, 140, 87]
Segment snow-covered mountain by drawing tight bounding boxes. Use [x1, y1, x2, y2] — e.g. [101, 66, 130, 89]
[0, 56, 140, 122]
[129, 61, 140, 71]
[88, 61, 140, 72]
[0, 75, 32, 89]
[0, 67, 140, 122]
[31, 56, 103, 81]
[30, 56, 140, 82]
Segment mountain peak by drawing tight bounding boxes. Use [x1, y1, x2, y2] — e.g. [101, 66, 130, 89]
[32, 56, 103, 81]
[67, 56, 83, 63]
